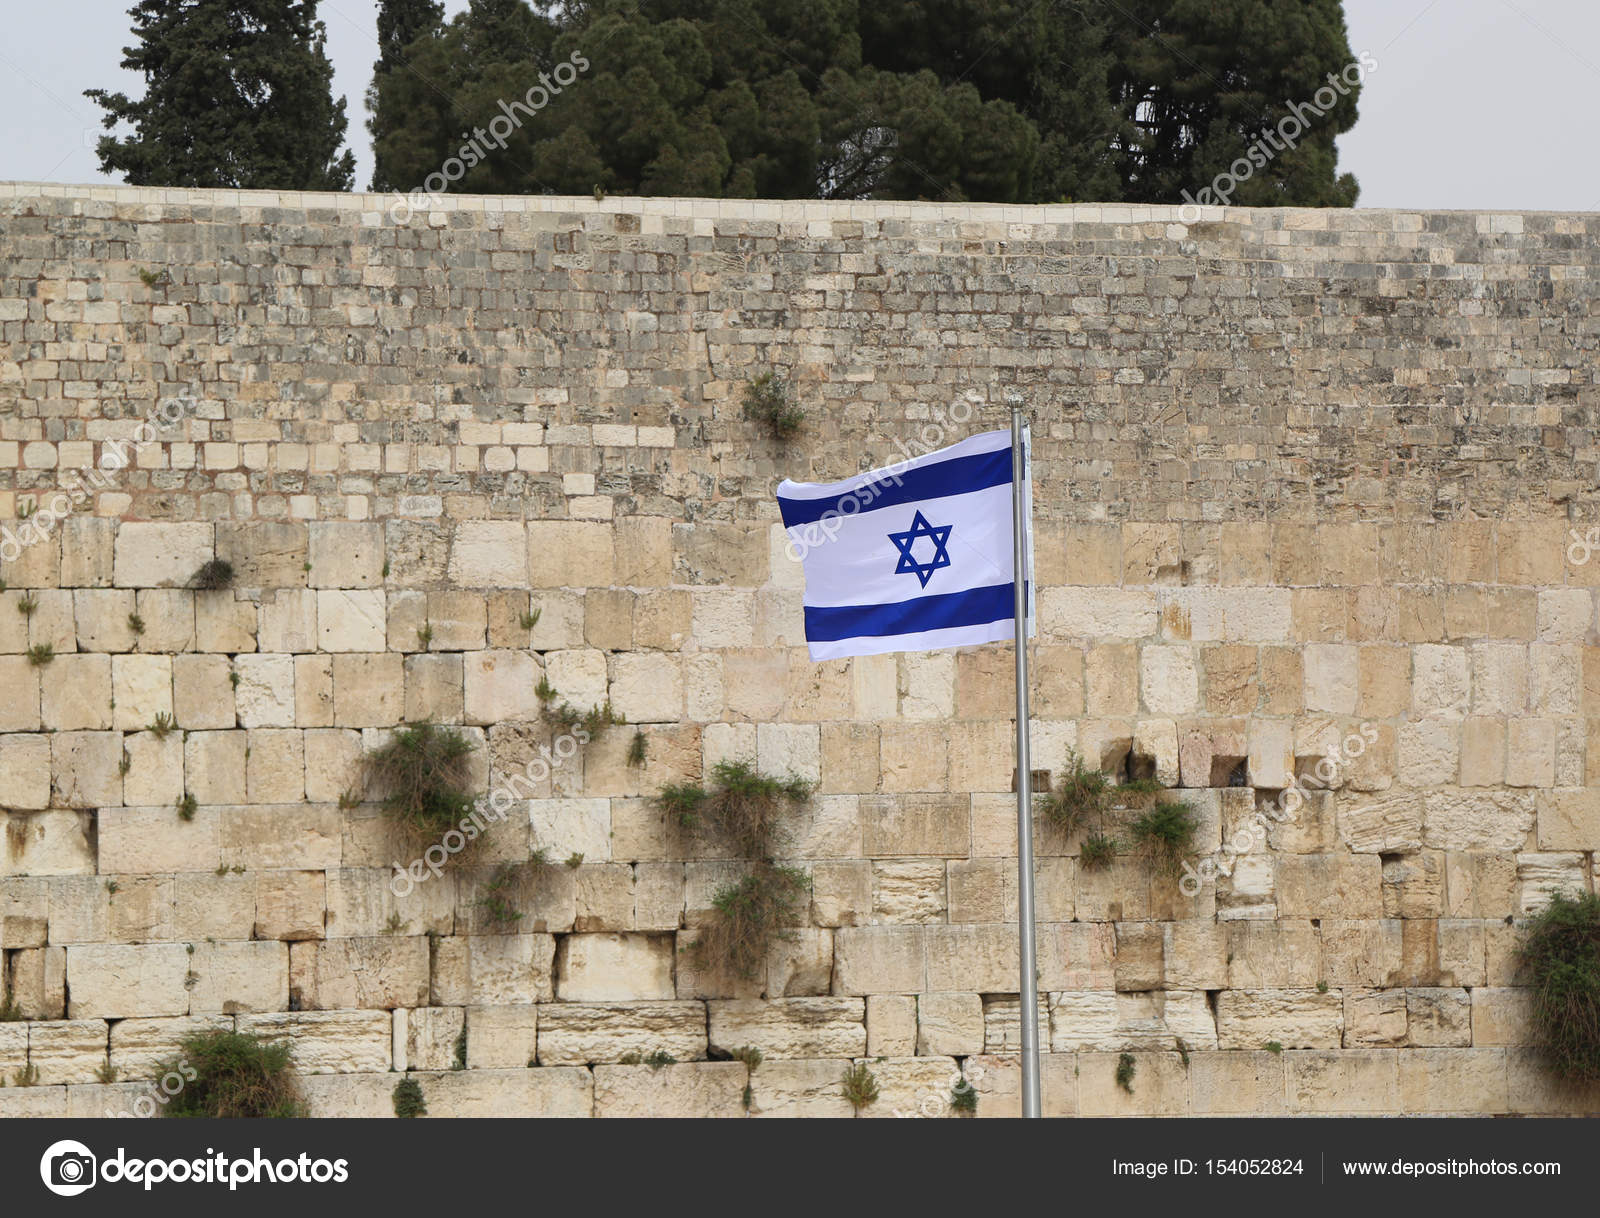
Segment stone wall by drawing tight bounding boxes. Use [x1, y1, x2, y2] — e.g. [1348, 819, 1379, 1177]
[0, 182, 1597, 1117]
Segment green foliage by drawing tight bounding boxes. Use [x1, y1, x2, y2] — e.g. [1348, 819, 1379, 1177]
[1519, 891, 1600, 1082]
[619, 1049, 677, 1069]
[415, 623, 433, 649]
[627, 729, 648, 768]
[137, 267, 168, 288]
[128, 613, 146, 635]
[160, 1029, 305, 1118]
[1128, 800, 1198, 877]
[176, 792, 198, 821]
[190, 559, 235, 591]
[392, 1075, 427, 1118]
[727, 1045, 763, 1070]
[13, 1063, 41, 1087]
[741, 373, 803, 441]
[16, 594, 37, 617]
[656, 760, 812, 859]
[520, 608, 542, 631]
[1079, 834, 1116, 871]
[453, 1027, 467, 1071]
[1115, 1052, 1136, 1093]
[26, 644, 54, 667]
[364, 0, 1358, 207]
[1264, 1041, 1283, 1054]
[477, 863, 526, 929]
[841, 1062, 879, 1111]
[0, 983, 21, 1022]
[689, 862, 809, 982]
[148, 711, 177, 740]
[1036, 749, 1108, 835]
[86, 0, 356, 190]
[564, 852, 584, 870]
[949, 1082, 977, 1116]
[361, 721, 478, 837]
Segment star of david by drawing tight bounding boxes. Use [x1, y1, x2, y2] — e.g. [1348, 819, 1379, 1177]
[888, 510, 954, 588]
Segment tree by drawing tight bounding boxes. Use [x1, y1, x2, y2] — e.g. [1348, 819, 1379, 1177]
[365, 0, 1364, 206]
[86, 0, 355, 191]
[368, 0, 446, 189]
[1106, 0, 1363, 207]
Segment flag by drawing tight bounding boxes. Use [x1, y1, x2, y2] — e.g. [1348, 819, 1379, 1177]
[777, 426, 1033, 661]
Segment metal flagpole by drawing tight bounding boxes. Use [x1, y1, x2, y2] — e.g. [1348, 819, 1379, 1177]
[1010, 404, 1042, 1118]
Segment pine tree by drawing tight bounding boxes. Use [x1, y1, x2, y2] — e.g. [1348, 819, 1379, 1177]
[86, 0, 355, 190]
[368, 0, 446, 189]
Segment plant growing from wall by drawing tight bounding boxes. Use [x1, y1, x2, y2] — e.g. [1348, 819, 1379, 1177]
[689, 862, 810, 983]
[1037, 749, 1108, 835]
[949, 1082, 978, 1116]
[627, 729, 647, 768]
[1127, 799, 1198, 877]
[742, 372, 803, 441]
[841, 1062, 879, 1111]
[1115, 1052, 1136, 1094]
[1519, 890, 1600, 1083]
[189, 559, 235, 591]
[656, 760, 812, 859]
[393, 1076, 427, 1118]
[360, 721, 477, 837]
[1079, 833, 1116, 870]
[26, 644, 53, 667]
[1040, 751, 1196, 879]
[159, 1029, 304, 1118]
[477, 862, 527, 929]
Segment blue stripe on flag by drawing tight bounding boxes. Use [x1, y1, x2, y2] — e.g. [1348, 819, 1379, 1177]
[778, 446, 1012, 529]
[802, 581, 1025, 642]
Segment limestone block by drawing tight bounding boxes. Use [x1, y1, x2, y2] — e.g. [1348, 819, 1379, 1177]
[1342, 989, 1407, 1046]
[1398, 1047, 1508, 1113]
[436, 931, 554, 1006]
[122, 730, 184, 806]
[797, 861, 866, 933]
[1274, 854, 1382, 918]
[58, 517, 113, 588]
[0, 734, 51, 809]
[404, 653, 464, 722]
[41, 653, 112, 730]
[466, 1004, 539, 1069]
[406, 1066, 593, 1117]
[747, 1057, 854, 1117]
[1246, 718, 1292, 788]
[188, 941, 288, 1014]
[1515, 852, 1587, 913]
[194, 592, 256, 653]
[113, 522, 213, 587]
[6, 944, 65, 1017]
[1421, 788, 1534, 851]
[27, 1020, 109, 1085]
[332, 652, 403, 727]
[583, 589, 633, 650]
[3, 810, 95, 876]
[855, 996, 913, 1059]
[449, 520, 529, 587]
[1140, 645, 1198, 714]
[246, 728, 304, 803]
[923, 924, 1019, 992]
[1040, 588, 1157, 638]
[0, 1088, 67, 1117]
[1216, 990, 1343, 1049]
[1189, 1049, 1288, 1114]
[593, 1061, 744, 1117]
[981, 995, 1051, 1053]
[1504, 717, 1556, 787]
[67, 943, 191, 1017]
[171, 654, 234, 729]
[236, 1010, 392, 1074]
[108, 1015, 232, 1079]
[0, 656, 41, 730]
[258, 589, 317, 652]
[1381, 851, 1443, 918]
[1412, 644, 1470, 716]
[767, 927, 832, 998]
[1536, 788, 1600, 850]
[602, 652, 680, 724]
[308, 522, 384, 589]
[708, 997, 865, 1059]
[97, 806, 218, 874]
[860, 794, 968, 857]
[528, 521, 614, 589]
[555, 933, 674, 1001]
[872, 860, 946, 924]
[1077, 1050, 1191, 1115]
[318, 589, 386, 651]
[234, 654, 295, 727]
[537, 1001, 706, 1065]
[323, 868, 454, 940]
[948, 858, 1013, 924]
[132, 589, 194, 652]
[1406, 987, 1471, 1047]
[464, 650, 543, 724]
[1303, 643, 1357, 713]
[72, 589, 135, 652]
[299, 655, 337, 726]
[401, 1005, 465, 1071]
[1442, 852, 1514, 917]
[571, 864, 632, 932]
[833, 925, 926, 994]
[1285, 1049, 1398, 1113]
[215, 522, 308, 589]
[289, 937, 428, 1010]
[632, 862, 683, 931]
[184, 731, 246, 805]
[253, 871, 326, 941]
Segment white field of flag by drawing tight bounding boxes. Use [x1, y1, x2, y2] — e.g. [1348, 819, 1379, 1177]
[777, 426, 1034, 661]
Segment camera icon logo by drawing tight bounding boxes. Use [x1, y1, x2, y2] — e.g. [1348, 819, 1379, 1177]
[40, 1140, 98, 1197]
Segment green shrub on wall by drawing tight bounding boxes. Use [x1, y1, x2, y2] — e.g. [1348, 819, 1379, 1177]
[1520, 891, 1600, 1083]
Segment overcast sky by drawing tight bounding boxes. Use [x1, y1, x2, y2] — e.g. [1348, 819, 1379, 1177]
[3, 0, 1596, 211]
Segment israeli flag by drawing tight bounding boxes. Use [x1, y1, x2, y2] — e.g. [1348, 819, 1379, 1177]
[777, 426, 1033, 661]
